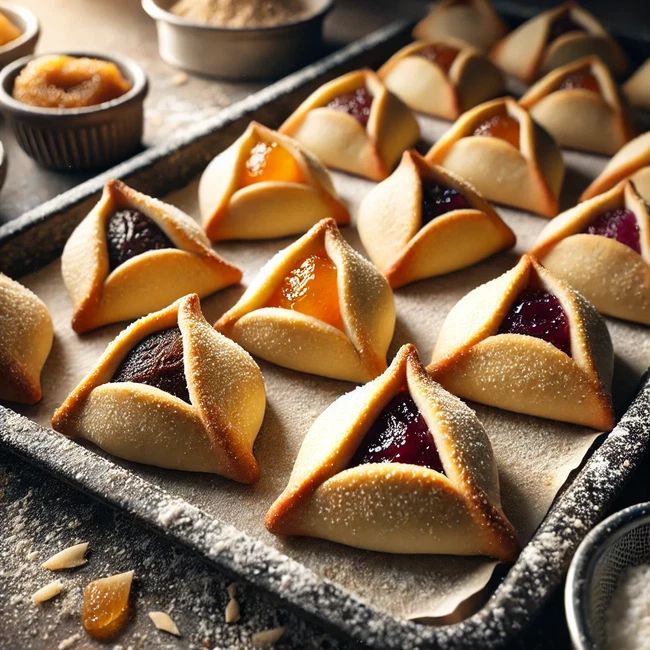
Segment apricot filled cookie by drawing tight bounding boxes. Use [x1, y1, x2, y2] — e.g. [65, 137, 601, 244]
[358, 150, 515, 288]
[278, 69, 420, 181]
[266, 344, 519, 561]
[52, 294, 265, 482]
[519, 57, 635, 156]
[426, 97, 564, 217]
[62, 180, 242, 333]
[0, 274, 53, 405]
[216, 218, 395, 383]
[490, 2, 628, 84]
[199, 121, 349, 241]
[531, 181, 650, 325]
[378, 40, 505, 121]
[428, 255, 615, 430]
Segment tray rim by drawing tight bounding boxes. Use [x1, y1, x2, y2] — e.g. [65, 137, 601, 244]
[1, 13, 650, 649]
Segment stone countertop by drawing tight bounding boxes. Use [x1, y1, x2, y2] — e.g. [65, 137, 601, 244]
[1, 1, 649, 649]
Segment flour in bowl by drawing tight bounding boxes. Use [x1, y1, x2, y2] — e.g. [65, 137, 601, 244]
[607, 563, 650, 650]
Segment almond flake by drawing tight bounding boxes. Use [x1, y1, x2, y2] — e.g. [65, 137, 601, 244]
[225, 597, 240, 623]
[32, 580, 64, 604]
[42, 542, 89, 570]
[148, 611, 181, 636]
[252, 627, 285, 646]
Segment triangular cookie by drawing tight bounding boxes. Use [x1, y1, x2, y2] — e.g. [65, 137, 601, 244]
[426, 97, 565, 217]
[623, 57, 650, 111]
[358, 150, 515, 288]
[490, 1, 628, 84]
[580, 132, 650, 203]
[278, 69, 420, 181]
[531, 180, 650, 325]
[0, 273, 53, 404]
[412, 0, 508, 53]
[52, 294, 265, 482]
[428, 254, 615, 430]
[378, 39, 505, 120]
[519, 56, 635, 155]
[266, 344, 519, 561]
[199, 121, 349, 241]
[216, 218, 395, 383]
[62, 179, 242, 333]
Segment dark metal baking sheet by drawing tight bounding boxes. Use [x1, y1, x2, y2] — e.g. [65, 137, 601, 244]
[1, 13, 650, 649]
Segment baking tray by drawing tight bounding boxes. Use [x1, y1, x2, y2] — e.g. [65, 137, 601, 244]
[1, 13, 650, 650]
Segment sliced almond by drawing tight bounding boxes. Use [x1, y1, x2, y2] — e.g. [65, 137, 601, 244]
[148, 611, 181, 636]
[42, 542, 89, 570]
[252, 627, 285, 646]
[225, 597, 240, 623]
[32, 580, 64, 604]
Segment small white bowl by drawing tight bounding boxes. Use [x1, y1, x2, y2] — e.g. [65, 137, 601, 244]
[142, 0, 333, 80]
[0, 3, 39, 69]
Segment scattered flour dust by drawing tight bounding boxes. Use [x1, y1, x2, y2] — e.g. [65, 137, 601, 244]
[606, 563, 650, 649]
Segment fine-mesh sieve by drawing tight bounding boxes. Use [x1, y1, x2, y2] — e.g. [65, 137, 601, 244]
[565, 501, 650, 649]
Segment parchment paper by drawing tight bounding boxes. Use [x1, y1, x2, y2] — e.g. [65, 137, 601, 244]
[16, 115, 650, 621]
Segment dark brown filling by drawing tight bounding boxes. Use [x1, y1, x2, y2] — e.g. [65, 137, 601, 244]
[106, 208, 174, 271]
[112, 327, 190, 403]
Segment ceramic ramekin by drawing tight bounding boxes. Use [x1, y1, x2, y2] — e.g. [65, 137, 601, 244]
[0, 3, 39, 69]
[142, 0, 333, 80]
[0, 52, 148, 171]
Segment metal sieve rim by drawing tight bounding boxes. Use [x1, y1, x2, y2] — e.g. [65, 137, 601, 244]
[565, 501, 650, 650]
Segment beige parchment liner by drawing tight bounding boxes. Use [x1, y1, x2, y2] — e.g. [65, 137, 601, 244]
[15, 115, 650, 622]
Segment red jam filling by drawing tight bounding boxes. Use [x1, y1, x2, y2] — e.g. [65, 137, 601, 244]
[112, 327, 190, 403]
[348, 392, 445, 473]
[106, 208, 174, 271]
[416, 43, 460, 73]
[547, 12, 585, 43]
[421, 178, 471, 226]
[472, 114, 520, 148]
[498, 288, 571, 356]
[557, 71, 600, 93]
[586, 208, 641, 254]
[326, 87, 373, 127]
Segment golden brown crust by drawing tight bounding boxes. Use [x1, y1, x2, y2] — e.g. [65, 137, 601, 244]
[623, 57, 650, 111]
[580, 132, 650, 202]
[52, 294, 266, 482]
[358, 150, 515, 288]
[216, 218, 395, 383]
[378, 40, 505, 120]
[428, 255, 615, 430]
[278, 69, 420, 181]
[266, 344, 520, 561]
[490, 2, 629, 85]
[531, 181, 650, 325]
[426, 97, 564, 217]
[61, 179, 242, 333]
[412, 0, 508, 52]
[0, 274, 53, 405]
[199, 121, 349, 241]
[519, 56, 635, 155]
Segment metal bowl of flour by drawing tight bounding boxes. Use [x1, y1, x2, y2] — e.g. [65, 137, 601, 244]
[566, 501, 650, 650]
[142, 0, 333, 80]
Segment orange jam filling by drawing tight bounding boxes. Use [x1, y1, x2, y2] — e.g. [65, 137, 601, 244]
[472, 113, 520, 148]
[417, 43, 461, 73]
[266, 250, 343, 329]
[0, 12, 21, 47]
[81, 573, 132, 640]
[13, 55, 132, 109]
[240, 140, 304, 188]
[557, 71, 600, 93]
